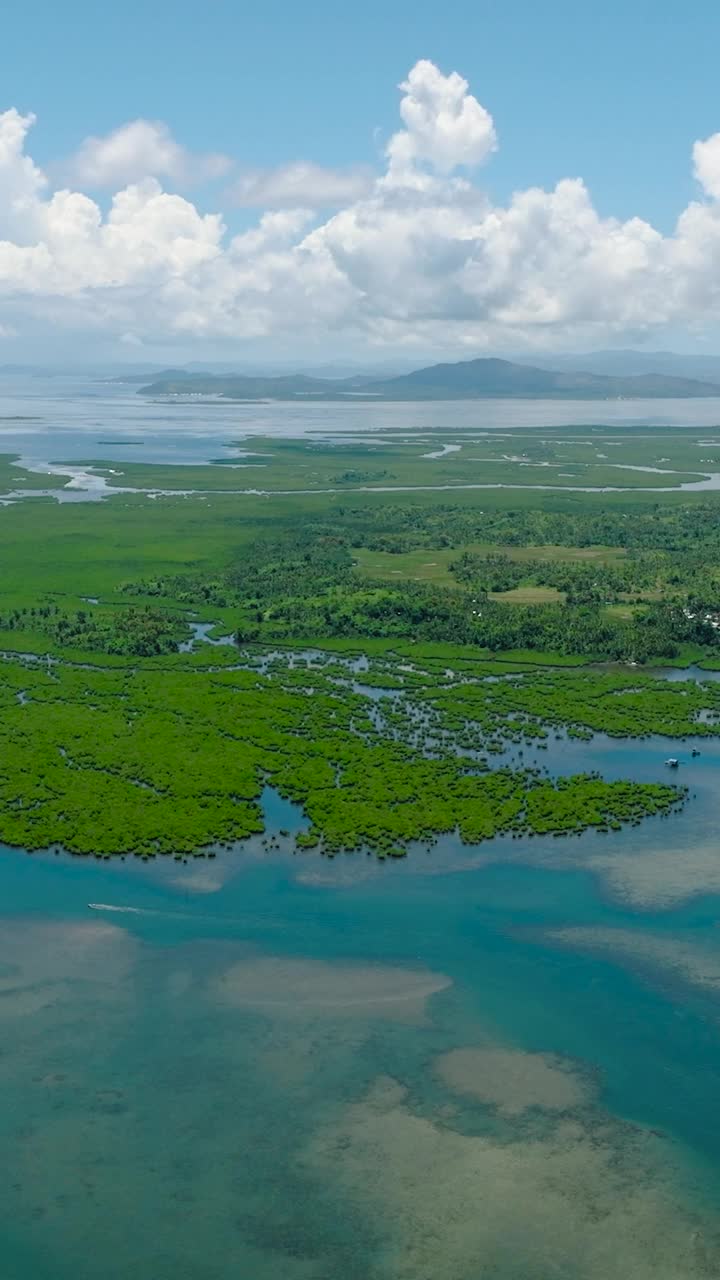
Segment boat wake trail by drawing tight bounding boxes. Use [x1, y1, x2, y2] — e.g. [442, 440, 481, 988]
[88, 903, 151, 915]
[87, 902, 201, 921]
[86, 902, 275, 928]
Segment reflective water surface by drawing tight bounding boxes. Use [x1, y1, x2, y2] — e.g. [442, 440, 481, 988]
[2, 373, 720, 475]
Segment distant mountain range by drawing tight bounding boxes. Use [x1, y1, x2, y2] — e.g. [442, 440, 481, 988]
[4, 350, 720, 397]
[138, 356, 720, 401]
[527, 349, 720, 382]
[107, 359, 416, 383]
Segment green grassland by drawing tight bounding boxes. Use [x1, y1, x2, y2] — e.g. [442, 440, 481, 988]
[488, 586, 567, 604]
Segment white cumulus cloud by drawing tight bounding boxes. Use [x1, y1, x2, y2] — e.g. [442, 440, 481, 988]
[2, 61, 720, 354]
[0, 109, 48, 241]
[65, 119, 231, 188]
[387, 59, 497, 176]
[693, 133, 720, 202]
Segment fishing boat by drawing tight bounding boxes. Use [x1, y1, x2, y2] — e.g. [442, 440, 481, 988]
[665, 757, 680, 768]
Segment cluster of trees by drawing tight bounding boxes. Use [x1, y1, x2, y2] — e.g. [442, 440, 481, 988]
[241, 588, 715, 662]
[0, 603, 180, 656]
[342, 499, 720, 555]
[134, 575, 232, 608]
[0, 603, 58, 629]
[132, 533, 354, 613]
[450, 550, 667, 604]
[335, 469, 390, 484]
[122, 510, 720, 662]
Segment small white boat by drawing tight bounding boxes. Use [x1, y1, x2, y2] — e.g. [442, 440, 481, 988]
[665, 758, 679, 768]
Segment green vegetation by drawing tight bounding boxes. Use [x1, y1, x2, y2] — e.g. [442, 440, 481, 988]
[488, 586, 566, 605]
[0, 454, 65, 491]
[0, 603, 181, 655]
[0, 648, 693, 858]
[127, 522, 720, 663]
[354, 543, 627, 587]
[3, 422, 720, 860]
[58, 422, 720, 496]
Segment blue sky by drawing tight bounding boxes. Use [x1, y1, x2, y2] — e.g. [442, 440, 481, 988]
[6, 0, 719, 229]
[2, 0, 720, 360]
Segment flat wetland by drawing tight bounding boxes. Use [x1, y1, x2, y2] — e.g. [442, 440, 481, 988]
[5, 375, 720, 1276]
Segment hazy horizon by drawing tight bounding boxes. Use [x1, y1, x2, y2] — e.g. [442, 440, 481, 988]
[9, 346, 720, 380]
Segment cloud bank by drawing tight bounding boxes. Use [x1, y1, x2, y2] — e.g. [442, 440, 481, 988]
[2, 60, 720, 353]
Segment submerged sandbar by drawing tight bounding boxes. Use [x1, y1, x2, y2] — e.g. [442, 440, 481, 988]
[436, 1046, 590, 1114]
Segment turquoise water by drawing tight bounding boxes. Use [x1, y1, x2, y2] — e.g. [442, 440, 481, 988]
[4, 768, 720, 1277]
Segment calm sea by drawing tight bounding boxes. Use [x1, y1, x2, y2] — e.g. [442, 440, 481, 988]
[2, 373, 720, 476]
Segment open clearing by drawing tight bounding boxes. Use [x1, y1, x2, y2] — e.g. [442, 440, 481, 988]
[488, 585, 567, 605]
[354, 543, 626, 588]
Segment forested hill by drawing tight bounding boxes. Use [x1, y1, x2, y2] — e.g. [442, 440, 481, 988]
[139, 356, 720, 401]
[369, 357, 720, 399]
